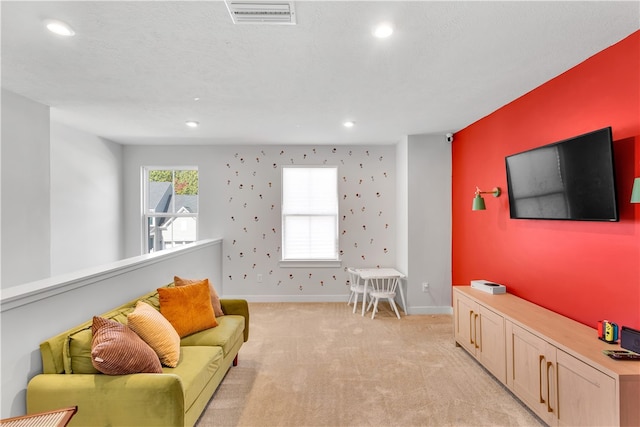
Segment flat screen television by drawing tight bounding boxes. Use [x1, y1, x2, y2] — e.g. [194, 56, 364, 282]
[505, 127, 618, 221]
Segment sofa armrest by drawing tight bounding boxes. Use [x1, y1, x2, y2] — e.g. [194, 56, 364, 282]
[220, 299, 249, 342]
[27, 373, 184, 427]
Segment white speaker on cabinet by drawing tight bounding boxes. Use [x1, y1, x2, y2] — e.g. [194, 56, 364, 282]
[470, 280, 506, 294]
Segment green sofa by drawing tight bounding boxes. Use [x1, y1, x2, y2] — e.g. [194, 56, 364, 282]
[26, 286, 249, 427]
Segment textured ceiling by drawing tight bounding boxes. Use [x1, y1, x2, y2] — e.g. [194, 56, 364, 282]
[2, 1, 639, 145]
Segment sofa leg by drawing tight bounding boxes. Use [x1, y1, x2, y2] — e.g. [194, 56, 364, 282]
[233, 355, 238, 366]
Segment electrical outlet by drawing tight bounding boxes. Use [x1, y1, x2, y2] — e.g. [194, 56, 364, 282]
[257, 274, 263, 283]
[422, 282, 429, 292]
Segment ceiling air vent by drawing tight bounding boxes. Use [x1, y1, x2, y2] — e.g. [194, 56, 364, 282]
[225, 1, 296, 25]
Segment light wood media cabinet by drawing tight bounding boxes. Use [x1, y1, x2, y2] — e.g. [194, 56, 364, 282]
[453, 286, 640, 427]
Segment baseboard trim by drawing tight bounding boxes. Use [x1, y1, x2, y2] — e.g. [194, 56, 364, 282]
[406, 306, 453, 315]
[223, 294, 452, 316]
[223, 294, 349, 303]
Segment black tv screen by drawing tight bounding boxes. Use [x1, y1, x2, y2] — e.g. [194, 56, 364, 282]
[505, 127, 618, 221]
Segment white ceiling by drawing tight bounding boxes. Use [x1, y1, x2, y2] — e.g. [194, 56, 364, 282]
[2, 1, 639, 146]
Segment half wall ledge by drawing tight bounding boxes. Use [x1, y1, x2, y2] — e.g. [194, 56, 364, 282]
[0, 239, 222, 313]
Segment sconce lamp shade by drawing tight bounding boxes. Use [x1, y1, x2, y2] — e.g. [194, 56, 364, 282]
[472, 195, 486, 211]
[632, 178, 640, 203]
[472, 186, 500, 211]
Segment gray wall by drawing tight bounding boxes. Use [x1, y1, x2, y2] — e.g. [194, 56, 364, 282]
[1, 89, 51, 287]
[395, 136, 409, 279]
[124, 140, 452, 311]
[50, 122, 124, 275]
[124, 145, 398, 301]
[1, 91, 126, 285]
[406, 134, 452, 312]
[394, 134, 452, 314]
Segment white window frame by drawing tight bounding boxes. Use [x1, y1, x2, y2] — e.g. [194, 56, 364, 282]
[142, 166, 199, 254]
[280, 165, 340, 268]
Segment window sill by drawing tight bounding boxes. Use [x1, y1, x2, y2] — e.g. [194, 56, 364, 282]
[279, 259, 342, 268]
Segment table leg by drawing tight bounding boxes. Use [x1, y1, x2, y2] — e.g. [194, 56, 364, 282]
[362, 279, 368, 316]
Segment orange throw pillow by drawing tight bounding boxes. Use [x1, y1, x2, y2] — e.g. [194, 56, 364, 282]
[174, 276, 224, 317]
[158, 281, 218, 337]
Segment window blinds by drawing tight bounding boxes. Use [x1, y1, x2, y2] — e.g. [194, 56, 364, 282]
[282, 167, 338, 260]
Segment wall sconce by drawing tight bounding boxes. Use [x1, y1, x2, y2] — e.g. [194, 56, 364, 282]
[632, 178, 640, 203]
[472, 186, 501, 211]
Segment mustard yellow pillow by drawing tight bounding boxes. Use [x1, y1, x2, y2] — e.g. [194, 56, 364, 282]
[174, 276, 224, 317]
[91, 316, 162, 375]
[127, 301, 181, 367]
[158, 281, 218, 337]
[66, 328, 99, 374]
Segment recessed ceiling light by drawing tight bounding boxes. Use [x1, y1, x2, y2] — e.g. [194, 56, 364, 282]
[194, 97, 200, 101]
[45, 19, 75, 37]
[373, 23, 393, 38]
[185, 121, 199, 128]
[343, 121, 355, 128]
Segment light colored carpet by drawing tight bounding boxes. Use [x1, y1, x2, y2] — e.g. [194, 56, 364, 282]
[196, 302, 543, 427]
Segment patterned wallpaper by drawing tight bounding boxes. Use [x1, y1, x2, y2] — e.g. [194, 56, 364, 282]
[221, 145, 396, 298]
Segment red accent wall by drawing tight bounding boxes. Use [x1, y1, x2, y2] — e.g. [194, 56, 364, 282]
[452, 31, 640, 329]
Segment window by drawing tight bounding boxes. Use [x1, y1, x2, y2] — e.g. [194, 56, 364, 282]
[281, 166, 339, 264]
[143, 168, 198, 253]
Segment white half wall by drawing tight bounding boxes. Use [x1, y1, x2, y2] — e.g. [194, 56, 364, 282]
[1, 89, 51, 288]
[50, 122, 124, 276]
[0, 239, 222, 419]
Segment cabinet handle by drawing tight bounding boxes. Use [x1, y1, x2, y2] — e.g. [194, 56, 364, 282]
[546, 361, 554, 414]
[469, 311, 474, 345]
[474, 313, 480, 349]
[539, 355, 546, 404]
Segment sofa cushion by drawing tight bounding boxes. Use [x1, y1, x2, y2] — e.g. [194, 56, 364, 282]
[174, 276, 224, 317]
[91, 316, 163, 375]
[137, 289, 162, 310]
[67, 328, 99, 374]
[158, 282, 218, 337]
[162, 346, 223, 411]
[179, 315, 245, 357]
[128, 301, 181, 367]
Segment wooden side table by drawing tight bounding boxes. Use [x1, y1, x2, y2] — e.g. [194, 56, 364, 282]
[0, 406, 77, 427]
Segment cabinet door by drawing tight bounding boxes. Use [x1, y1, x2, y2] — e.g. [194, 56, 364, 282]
[453, 291, 477, 355]
[506, 321, 555, 424]
[478, 305, 506, 383]
[556, 349, 616, 427]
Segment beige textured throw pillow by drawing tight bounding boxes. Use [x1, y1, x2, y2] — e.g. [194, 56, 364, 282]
[127, 301, 181, 367]
[174, 276, 224, 317]
[91, 316, 162, 375]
